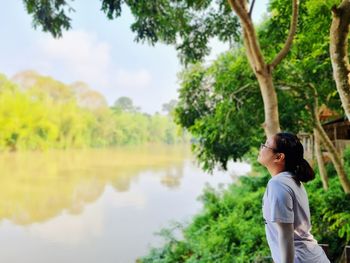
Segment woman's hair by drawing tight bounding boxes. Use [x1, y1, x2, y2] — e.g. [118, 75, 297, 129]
[273, 132, 315, 183]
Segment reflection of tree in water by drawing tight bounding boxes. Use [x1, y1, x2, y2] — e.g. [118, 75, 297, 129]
[159, 164, 185, 189]
[0, 146, 190, 225]
[0, 168, 106, 225]
[110, 162, 186, 191]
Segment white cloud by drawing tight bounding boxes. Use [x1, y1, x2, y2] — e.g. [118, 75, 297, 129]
[38, 30, 112, 88]
[36, 30, 154, 106]
[114, 68, 152, 90]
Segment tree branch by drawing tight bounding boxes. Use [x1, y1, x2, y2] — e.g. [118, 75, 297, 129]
[330, 0, 350, 121]
[242, 28, 257, 68]
[232, 83, 253, 95]
[248, 0, 256, 18]
[228, 0, 265, 70]
[269, 0, 299, 69]
[227, 0, 250, 30]
[308, 82, 350, 193]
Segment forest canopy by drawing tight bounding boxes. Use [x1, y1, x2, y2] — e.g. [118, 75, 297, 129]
[0, 71, 186, 151]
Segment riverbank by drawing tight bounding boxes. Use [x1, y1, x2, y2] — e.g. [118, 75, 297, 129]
[139, 149, 350, 262]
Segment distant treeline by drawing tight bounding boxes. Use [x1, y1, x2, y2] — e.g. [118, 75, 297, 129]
[0, 71, 186, 151]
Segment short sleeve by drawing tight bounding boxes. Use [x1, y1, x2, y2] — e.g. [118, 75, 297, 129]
[266, 180, 294, 223]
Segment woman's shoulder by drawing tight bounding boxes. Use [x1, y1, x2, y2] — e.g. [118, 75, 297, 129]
[268, 171, 307, 199]
[267, 172, 296, 193]
[269, 171, 293, 184]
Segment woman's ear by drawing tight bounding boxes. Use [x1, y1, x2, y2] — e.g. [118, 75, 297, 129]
[275, 153, 285, 162]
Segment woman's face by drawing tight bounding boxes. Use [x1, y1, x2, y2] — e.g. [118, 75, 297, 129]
[258, 136, 277, 167]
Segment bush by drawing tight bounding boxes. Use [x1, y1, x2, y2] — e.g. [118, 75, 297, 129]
[305, 147, 350, 261]
[140, 157, 350, 262]
[139, 173, 271, 263]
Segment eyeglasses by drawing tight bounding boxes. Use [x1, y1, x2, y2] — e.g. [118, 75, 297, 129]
[260, 143, 277, 152]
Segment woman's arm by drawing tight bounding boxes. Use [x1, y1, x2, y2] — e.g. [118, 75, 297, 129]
[276, 222, 294, 263]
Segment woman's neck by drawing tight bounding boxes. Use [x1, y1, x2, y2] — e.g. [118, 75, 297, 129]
[268, 166, 285, 177]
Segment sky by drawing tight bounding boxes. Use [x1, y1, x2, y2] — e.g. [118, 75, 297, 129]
[0, 1, 269, 114]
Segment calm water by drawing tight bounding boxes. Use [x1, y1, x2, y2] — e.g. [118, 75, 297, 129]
[0, 145, 251, 263]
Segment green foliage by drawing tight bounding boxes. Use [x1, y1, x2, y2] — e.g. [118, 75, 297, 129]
[344, 146, 350, 175]
[174, 46, 320, 171]
[162, 99, 178, 115]
[306, 165, 350, 261]
[140, 160, 350, 262]
[268, 0, 343, 117]
[22, 0, 240, 64]
[19, 2, 350, 260]
[172, 0, 349, 172]
[139, 173, 271, 263]
[320, 147, 350, 245]
[139, 149, 350, 263]
[0, 72, 185, 151]
[23, 0, 73, 37]
[113, 96, 139, 112]
[174, 52, 266, 171]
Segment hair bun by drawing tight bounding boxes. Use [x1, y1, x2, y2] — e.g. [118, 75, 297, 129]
[275, 132, 315, 183]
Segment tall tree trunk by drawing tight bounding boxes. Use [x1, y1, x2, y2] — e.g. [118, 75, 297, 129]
[240, 28, 280, 137]
[330, 1, 350, 121]
[313, 128, 329, 190]
[227, 0, 299, 137]
[309, 83, 350, 193]
[256, 69, 280, 137]
[314, 123, 350, 193]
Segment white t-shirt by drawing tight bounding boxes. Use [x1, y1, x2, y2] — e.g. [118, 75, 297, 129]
[262, 171, 330, 263]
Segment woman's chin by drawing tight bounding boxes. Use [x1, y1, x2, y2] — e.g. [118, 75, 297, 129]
[257, 157, 266, 167]
[257, 155, 262, 164]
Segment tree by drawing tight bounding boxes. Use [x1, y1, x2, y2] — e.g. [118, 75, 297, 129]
[21, 0, 350, 192]
[12, 70, 75, 103]
[314, 128, 329, 190]
[174, 0, 350, 192]
[22, 0, 240, 64]
[162, 99, 178, 115]
[330, 0, 350, 122]
[227, 0, 298, 136]
[21, 0, 301, 137]
[174, 49, 306, 171]
[309, 84, 350, 193]
[0, 75, 59, 150]
[113, 96, 139, 112]
[277, 0, 350, 193]
[70, 81, 108, 110]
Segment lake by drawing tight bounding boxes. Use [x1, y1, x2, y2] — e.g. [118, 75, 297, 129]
[0, 145, 251, 263]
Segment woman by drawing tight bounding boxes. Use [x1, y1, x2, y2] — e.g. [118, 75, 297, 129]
[258, 132, 330, 263]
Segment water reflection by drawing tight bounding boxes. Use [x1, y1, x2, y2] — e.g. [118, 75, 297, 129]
[0, 145, 189, 225]
[0, 145, 251, 263]
[160, 165, 184, 189]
